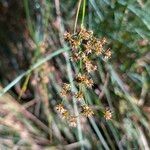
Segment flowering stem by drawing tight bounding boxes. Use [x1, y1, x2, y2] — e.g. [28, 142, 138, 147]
[74, 0, 82, 34]
[81, 0, 86, 28]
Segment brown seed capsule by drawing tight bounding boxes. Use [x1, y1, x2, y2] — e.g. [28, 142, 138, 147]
[64, 32, 72, 41]
[68, 116, 77, 127]
[60, 83, 71, 97]
[84, 41, 93, 54]
[84, 78, 94, 88]
[70, 52, 80, 62]
[84, 60, 97, 73]
[94, 41, 103, 56]
[62, 83, 71, 91]
[75, 73, 86, 83]
[104, 108, 112, 120]
[70, 39, 81, 49]
[79, 28, 93, 40]
[55, 104, 66, 114]
[104, 49, 111, 60]
[81, 105, 94, 117]
[61, 110, 69, 119]
[75, 91, 84, 101]
[75, 74, 94, 88]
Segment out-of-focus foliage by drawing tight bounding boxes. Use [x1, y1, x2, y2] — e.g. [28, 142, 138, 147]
[0, 0, 149, 149]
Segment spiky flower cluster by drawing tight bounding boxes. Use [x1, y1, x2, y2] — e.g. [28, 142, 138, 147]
[104, 108, 112, 120]
[75, 73, 94, 88]
[55, 103, 77, 127]
[81, 105, 94, 117]
[60, 83, 71, 97]
[64, 28, 111, 64]
[56, 28, 112, 127]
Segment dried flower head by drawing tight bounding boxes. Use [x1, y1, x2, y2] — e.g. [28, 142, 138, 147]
[70, 52, 80, 62]
[60, 83, 71, 97]
[64, 32, 81, 49]
[60, 89, 67, 97]
[101, 37, 107, 45]
[94, 40, 104, 56]
[104, 108, 112, 120]
[68, 116, 77, 127]
[61, 110, 69, 119]
[75, 74, 93, 88]
[62, 83, 71, 91]
[64, 32, 72, 41]
[84, 78, 94, 88]
[84, 40, 93, 54]
[81, 52, 89, 62]
[70, 38, 81, 49]
[104, 49, 111, 60]
[81, 105, 94, 117]
[55, 104, 66, 114]
[75, 73, 86, 83]
[79, 28, 93, 40]
[75, 91, 84, 101]
[84, 60, 97, 73]
[56, 104, 70, 122]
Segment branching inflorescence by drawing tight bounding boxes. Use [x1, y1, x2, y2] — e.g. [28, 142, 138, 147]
[56, 27, 112, 127]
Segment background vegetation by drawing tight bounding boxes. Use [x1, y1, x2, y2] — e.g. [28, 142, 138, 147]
[0, 0, 149, 149]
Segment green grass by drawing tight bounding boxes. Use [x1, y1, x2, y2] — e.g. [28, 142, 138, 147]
[0, 0, 149, 149]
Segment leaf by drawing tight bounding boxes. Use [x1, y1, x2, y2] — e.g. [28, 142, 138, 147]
[127, 5, 150, 30]
[0, 47, 69, 97]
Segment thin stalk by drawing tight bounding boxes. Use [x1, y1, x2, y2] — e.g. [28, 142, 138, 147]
[81, 0, 86, 28]
[74, 0, 82, 34]
[23, 0, 34, 38]
[80, 59, 83, 73]
[66, 52, 84, 150]
[54, 1, 84, 148]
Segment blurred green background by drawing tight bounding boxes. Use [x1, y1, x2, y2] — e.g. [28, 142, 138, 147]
[0, 0, 150, 149]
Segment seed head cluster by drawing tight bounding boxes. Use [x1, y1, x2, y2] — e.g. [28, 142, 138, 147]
[104, 108, 112, 120]
[56, 103, 77, 127]
[75, 73, 94, 88]
[60, 83, 71, 97]
[81, 105, 94, 117]
[56, 28, 112, 127]
[74, 91, 84, 101]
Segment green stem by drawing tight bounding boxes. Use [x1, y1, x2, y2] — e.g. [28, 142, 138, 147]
[23, 0, 34, 38]
[81, 0, 86, 28]
[80, 59, 83, 73]
[65, 52, 84, 150]
[79, 0, 86, 73]
[74, 0, 82, 34]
